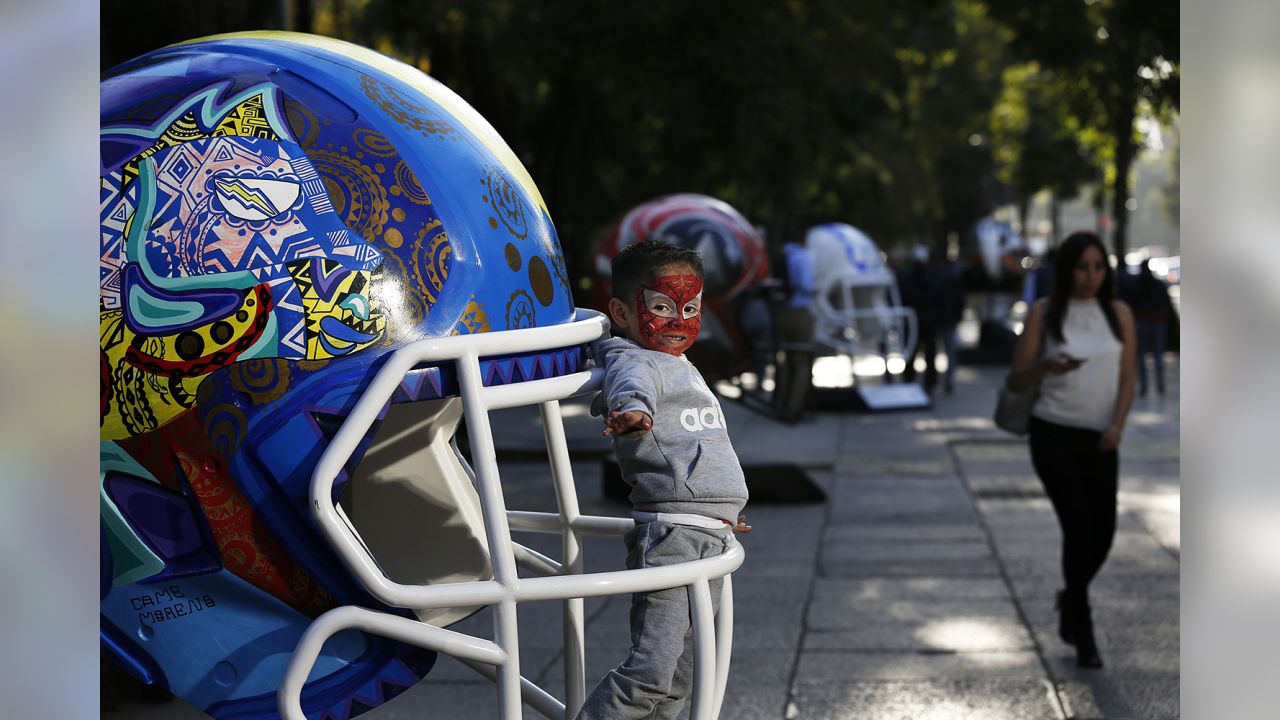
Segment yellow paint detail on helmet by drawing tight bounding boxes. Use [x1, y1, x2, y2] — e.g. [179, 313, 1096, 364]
[100, 311, 203, 441]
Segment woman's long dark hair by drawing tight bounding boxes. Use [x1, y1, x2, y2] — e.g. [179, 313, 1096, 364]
[1044, 231, 1122, 342]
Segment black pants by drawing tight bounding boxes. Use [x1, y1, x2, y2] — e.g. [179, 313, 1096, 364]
[903, 322, 937, 387]
[1028, 416, 1118, 607]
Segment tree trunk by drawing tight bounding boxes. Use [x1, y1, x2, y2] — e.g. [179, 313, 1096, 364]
[1109, 100, 1137, 258]
[279, 0, 294, 30]
[293, 0, 312, 33]
[1050, 193, 1061, 243]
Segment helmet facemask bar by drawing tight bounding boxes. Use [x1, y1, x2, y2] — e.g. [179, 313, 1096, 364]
[280, 308, 745, 720]
[813, 271, 920, 363]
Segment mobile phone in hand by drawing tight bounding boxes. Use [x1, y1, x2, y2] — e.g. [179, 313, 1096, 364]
[1062, 354, 1087, 364]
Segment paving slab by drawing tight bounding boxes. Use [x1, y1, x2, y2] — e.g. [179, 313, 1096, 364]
[805, 619, 1036, 653]
[834, 457, 959, 478]
[823, 522, 988, 544]
[1001, 553, 1181, 578]
[822, 540, 994, 563]
[1029, 623, 1181, 654]
[1057, 675, 1181, 720]
[1042, 646, 1181, 677]
[821, 558, 1003, 578]
[964, 474, 1048, 498]
[796, 650, 1046, 681]
[828, 497, 981, 523]
[811, 577, 1012, 602]
[1005, 572, 1181, 601]
[808, 597, 1024, 630]
[789, 678, 1064, 720]
[731, 556, 821, 581]
[1019, 597, 1180, 629]
[994, 541, 1176, 565]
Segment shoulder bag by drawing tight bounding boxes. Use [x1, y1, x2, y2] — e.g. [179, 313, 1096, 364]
[993, 320, 1044, 436]
[994, 381, 1038, 436]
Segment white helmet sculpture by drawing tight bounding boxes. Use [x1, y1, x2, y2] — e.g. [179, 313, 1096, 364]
[805, 223, 917, 365]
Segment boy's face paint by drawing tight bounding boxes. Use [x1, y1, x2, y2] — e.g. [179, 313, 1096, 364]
[633, 273, 703, 355]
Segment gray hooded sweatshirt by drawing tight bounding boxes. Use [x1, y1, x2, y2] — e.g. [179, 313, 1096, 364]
[592, 337, 748, 523]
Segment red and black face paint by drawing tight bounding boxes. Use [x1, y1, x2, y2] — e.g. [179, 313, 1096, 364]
[634, 273, 703, 356]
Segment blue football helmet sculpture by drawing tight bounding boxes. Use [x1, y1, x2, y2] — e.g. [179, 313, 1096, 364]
[100, 32, 583, 719]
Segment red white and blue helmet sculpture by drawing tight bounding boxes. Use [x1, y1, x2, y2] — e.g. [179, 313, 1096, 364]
[591, 194, 770, 380]
[100, 32, 605, 719]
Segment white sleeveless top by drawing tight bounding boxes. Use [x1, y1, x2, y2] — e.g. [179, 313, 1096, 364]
[1032, 299, 1123, 431]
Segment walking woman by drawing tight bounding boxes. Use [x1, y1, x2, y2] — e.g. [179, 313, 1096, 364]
[1005, 231, 1137, 668]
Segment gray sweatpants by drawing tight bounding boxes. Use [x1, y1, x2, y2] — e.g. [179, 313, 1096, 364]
[576, 520, 734, 720]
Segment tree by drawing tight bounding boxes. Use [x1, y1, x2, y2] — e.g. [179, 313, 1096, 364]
[352, 0, 971, 260]
[990, 63, 1100, 239]
[101, 0, 287, 69]
[895, 0, 1011, 247]
[985, 0, 1178, 256]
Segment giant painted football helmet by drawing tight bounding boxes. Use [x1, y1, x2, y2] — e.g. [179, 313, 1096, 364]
[805, 223, 917, 363]
[591, 194, 770, 381]
[101, 33, 741, 720]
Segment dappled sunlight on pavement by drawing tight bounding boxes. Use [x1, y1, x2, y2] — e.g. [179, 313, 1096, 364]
[917, 618, 1030, 654]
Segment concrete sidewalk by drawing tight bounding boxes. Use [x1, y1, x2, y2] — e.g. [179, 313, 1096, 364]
[104, 357, 1179, 719]
[782, 361, 1180, 720]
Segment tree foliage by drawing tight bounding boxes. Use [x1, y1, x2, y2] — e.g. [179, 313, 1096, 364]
[984, 0, 1178, 254]
[990, 62, 1100, 233]
[341, 0, 1024, 259]
[101, 0, 1175, 270]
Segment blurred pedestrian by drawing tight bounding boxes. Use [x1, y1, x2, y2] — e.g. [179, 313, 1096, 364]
[781, 239, 817, 312]
[771, 240, 817, 421]
[1023, 248, 1056, 303]
[899, 245, 935, 387]
[901, 245, 964, 393]
[1004, 231, 1137, 668]
[924, 246, 964, 393]
[1124, 259, 1175, 396]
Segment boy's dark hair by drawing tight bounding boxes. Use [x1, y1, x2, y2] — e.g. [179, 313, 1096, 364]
[610, 241, 704, 300]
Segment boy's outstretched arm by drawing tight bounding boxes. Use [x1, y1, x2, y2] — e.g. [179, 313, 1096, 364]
[600, 353, 659, 435]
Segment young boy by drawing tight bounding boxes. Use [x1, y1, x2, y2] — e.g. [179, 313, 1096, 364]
[578, 241, 749, 720]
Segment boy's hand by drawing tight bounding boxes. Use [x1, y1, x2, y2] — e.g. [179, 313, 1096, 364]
[603, 411, 652, 437]
[733, 514, 752, 534]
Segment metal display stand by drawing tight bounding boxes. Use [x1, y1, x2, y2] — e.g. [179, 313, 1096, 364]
[279, 310, 744, 720]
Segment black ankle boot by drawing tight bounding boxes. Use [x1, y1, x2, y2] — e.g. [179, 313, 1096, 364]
[1055, 590, 1076, 645]
[1075, 623, 1104, 668]
[1070, 600, 1103, 668]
